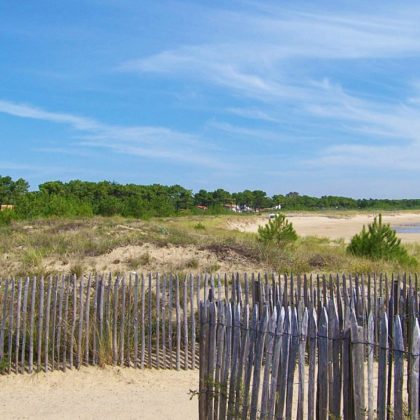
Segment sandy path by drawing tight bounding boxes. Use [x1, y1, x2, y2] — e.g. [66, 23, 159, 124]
[0, 367, 198, 419]
[229, 212, 420, 243]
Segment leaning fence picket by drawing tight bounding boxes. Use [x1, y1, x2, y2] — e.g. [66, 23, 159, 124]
[285, 307, 299, 420]
[28, 277, 36, 373]
[410, 319, 419, 420]
[318, 307, 329, 420]
[393, 315, 404, 419]
[250, 305, 268, 420]
[367, 311, 374, 420]
[297, 308, 308, 420]
[260, 307, 277, 419]
[307, 307, 317, 420]
[377, 311, 388, 420]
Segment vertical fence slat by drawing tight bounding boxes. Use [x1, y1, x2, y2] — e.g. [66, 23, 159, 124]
[199, 301, 208, 420]
[141, 274, 145, 369]
[268, 306, 284, 419]
[214, 301, 225, 420]
[261, 307, 277, 419]
[318, 307, 329, 420]
[119, 277, 126, 367]
[133, 273, 139, 368]
[276, 306, 291, 419]
[250, 305, 268, 420]
[285, 307, 299, 420]
[307, 307, 317, 420]
[70, 276, 77, 369]
[409, 319, 419, 420]
[0, 279, 9, 362]
[51, 276, 58, 371]
[44, 277, 52, 372]
[190, 273, 195, 370]
[28, 276, 36, 373]
[148, 273, 152, 369]
[207, 301, 217, 420]
[20, 277, 29, 373]
[219, 302, 232, 420]
[56, 277, 64, 369]
[84, 275, 91, 365]
[393, 315, 404, 419]
[8, 279, 15, 374]
[176, 275, 181, 371]
[168, 274, 173, 369]
[297, 308, 308, 420]
[351, 314, 365, 420]
[77, 277, 84, 369]
[377, 311, 388, 420]
[183, 275, 188, 370]
[242, 305, 258, 420]
[112, 276, 119, 366]
[367, 311, 374, 420]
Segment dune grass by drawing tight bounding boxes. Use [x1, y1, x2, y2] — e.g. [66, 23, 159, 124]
[0, 214, 419, 277]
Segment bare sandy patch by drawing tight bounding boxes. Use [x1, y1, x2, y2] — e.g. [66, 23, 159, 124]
[0, 367, 198, 420]
[228, 212, 420, 243]
[45, 243, 264, 274]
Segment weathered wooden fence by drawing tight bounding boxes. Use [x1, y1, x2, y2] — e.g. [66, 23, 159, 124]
[0, 273, 202, 373]
[1, 271, 420, 389]
[199, 274, 420, 419]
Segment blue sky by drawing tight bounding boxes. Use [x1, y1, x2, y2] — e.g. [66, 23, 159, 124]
[1, 1, 420, 197]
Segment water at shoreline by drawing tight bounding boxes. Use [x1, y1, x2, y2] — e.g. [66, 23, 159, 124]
[393, 223, 420, 234]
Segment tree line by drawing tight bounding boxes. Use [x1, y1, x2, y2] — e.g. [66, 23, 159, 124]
[1, 175, 420, 222]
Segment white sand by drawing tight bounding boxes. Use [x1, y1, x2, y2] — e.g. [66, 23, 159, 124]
[229, 212, 420, 243]
[0, 367, 198, 419]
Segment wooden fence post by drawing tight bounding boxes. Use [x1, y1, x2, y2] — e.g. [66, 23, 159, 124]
[393, 315, 404, 419]
[297, 308, 308, 420]
[214, 300, 225, 420]
[207, 301, 217, 420]
[219, 302, 232, 420]
[377, 311, 388, 420]
[307, 307, 317, 420]
[268, 306, 284, 419]
[250, 305, 268, 420]
[350, 313, 365, 420]
[28, 276, 36, 373]
[318, 307, 329, 420]
[367, 311, 374, 420]
[7, 279, 15, 374]
[260, 307, 277, 419]
[228, 303, 241, 417]
[409, 319, 419, 420]
[277, 306, 291, 419]
[199, 301, 208, 420]
[242, 305, 258, 420]
[285, 307, 299, 420]
[133, 273, 139, 368]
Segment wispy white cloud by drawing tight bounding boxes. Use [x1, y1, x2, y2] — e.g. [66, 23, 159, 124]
[0, 100, 227, 169]
[118, 3, 420, 177]
[120, 7, 420, 98]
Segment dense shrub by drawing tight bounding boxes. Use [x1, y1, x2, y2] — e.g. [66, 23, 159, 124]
[347, 214, 416, 265]
[0, 209, 15, 225]
[257, 214, 298, 246]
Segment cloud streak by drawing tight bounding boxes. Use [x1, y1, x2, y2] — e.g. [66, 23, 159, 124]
[0, 100, 227, 169]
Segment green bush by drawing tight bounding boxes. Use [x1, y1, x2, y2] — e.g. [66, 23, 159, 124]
[257, 213, 298, 246]
[0, 209, 15, 225]
[347, 214, 416, 265]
